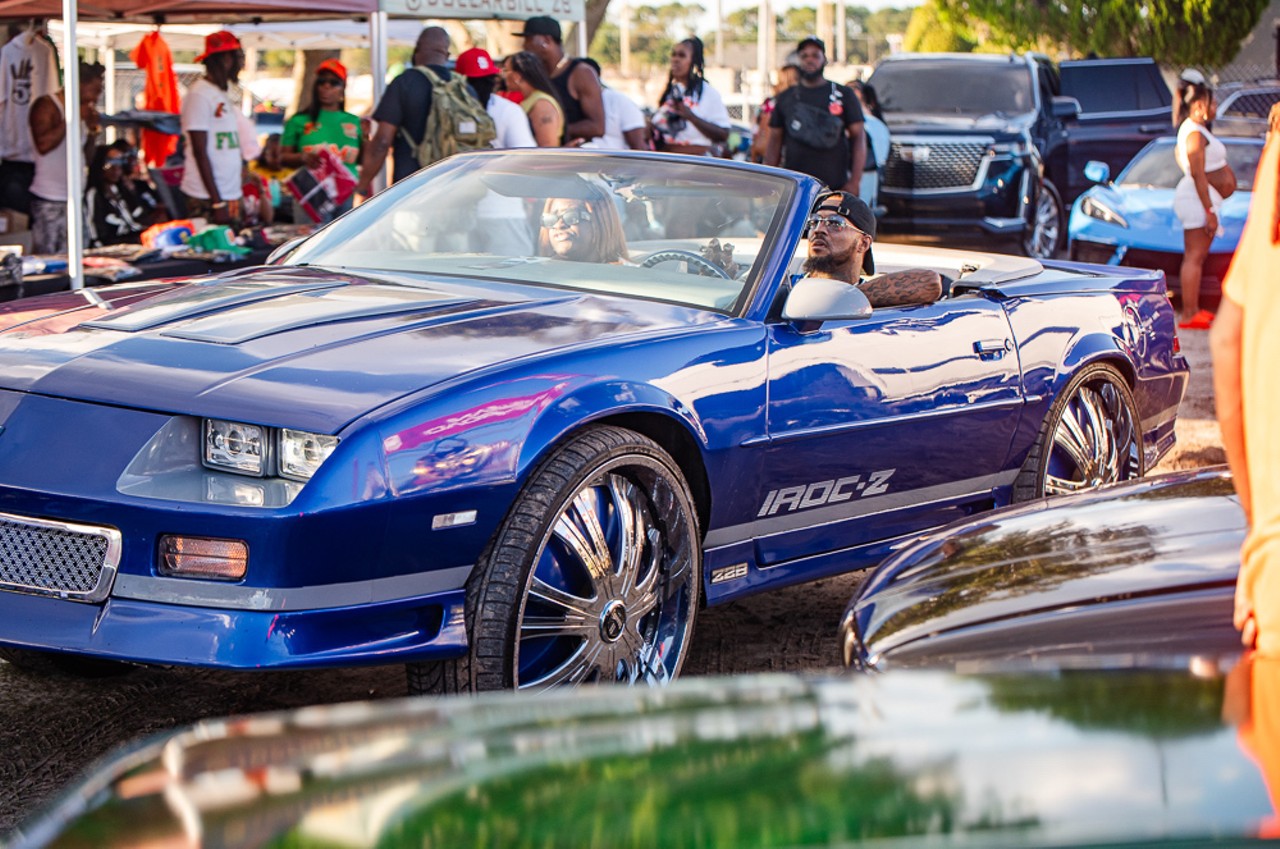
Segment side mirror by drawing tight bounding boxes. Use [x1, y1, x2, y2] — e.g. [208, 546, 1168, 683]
[1051, 95, 1082, 120]
[1083, 160, 1110, 184]
[782, 276, 873, 326]
[266, 236, 306, 265]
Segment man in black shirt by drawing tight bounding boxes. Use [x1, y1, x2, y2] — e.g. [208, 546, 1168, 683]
[518, 15, 605, 145]
[355, 26, 453, 195]
[765, 37, 867, 195]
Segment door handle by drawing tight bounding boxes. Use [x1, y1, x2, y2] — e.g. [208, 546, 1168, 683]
[974, 338, 1011, 359]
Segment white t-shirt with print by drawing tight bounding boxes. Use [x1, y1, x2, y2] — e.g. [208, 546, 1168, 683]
[0, 31, 60, 161]
[180, 77, 243, 201]
[663, 81, 731, 147]
[583, 89, 646, 150]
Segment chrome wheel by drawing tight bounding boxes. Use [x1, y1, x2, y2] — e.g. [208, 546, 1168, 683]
[407, 426, 700, 695]
[515, 458, 697, 690]
[1013, 363, 1144, 502]
[1022, 181, 1063, 260]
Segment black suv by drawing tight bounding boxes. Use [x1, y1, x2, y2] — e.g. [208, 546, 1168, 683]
[867, 54, 1171, 258]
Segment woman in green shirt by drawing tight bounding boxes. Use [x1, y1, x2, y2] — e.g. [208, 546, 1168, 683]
[281, 59, 364, 222]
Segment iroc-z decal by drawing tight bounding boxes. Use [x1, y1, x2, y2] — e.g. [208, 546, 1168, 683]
[758, 470, 897, 517]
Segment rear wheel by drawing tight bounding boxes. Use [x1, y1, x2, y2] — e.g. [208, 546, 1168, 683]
[408, 426, 701, 694]
[1013, 362, 1144, 502]
[0, 647, 134, 679]
[1022, 179, 1064, 260]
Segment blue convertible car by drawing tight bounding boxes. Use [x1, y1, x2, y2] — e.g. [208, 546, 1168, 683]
[0, 151, 1187, 692]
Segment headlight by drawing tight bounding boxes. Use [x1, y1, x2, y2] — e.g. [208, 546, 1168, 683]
[205, 419, 267, 476]
[203, 419, 338, 481]
[280, 428, 339, 481]
[1080, 195, 1128, 228]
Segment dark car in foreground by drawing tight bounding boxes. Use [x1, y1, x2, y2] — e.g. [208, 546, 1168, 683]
[842, 467, 1244, 672]
[0, 150, 1187, 694]
[9, 662, 1277, 848]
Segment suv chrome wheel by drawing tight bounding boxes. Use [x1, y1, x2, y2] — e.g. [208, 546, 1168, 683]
[1022, 181, 1063, 260]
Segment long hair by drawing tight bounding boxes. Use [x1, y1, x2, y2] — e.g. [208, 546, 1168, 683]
[507, 51, 560, 103]
[303, 73, 346, 125]
[538, 185, 628, 264]
[851, 80, 884, 121]
[660, 36, 706, 105]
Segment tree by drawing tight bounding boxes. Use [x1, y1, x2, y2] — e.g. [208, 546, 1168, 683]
[935, 0, 1270, 67]
[904, 0, 975, 54]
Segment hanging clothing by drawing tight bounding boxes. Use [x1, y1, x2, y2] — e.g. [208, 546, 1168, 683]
[130, 31, 180, 168]
[0, 28, 60, 162]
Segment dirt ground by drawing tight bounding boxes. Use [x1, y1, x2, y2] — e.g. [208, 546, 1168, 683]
[0, 328, 1222, 837]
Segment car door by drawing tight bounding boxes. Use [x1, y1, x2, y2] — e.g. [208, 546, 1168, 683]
[757, 293, 1024, 567]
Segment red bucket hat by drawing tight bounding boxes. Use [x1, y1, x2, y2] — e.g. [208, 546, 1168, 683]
[455, 47, 499, 78]
[196, 31, 242, 62]
[316, 58, 347, 82]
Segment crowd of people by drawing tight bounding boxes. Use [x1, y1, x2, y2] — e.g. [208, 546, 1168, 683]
[0, 22, 897, 259]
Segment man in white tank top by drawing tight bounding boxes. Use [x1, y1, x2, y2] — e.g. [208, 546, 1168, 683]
[27, 61, 104, 255]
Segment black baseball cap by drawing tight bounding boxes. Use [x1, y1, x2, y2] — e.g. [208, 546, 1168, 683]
[813, 190, 875, 274]
[517, 16, 561, 41]
[797, 36, 826, 54]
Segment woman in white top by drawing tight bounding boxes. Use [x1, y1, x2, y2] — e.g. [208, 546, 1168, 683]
[1173, 79, 1236, 330]
[652, 37, 730, 156]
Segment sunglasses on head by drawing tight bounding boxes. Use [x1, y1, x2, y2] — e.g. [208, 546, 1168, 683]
[541, 208, 592, 229]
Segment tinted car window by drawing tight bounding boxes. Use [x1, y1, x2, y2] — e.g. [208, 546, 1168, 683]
[1119, 139, 1264, 191]
[1061, 63, 1170, 114]
[870, 60, 1035, 117]
[1222, 89, 1280, 118]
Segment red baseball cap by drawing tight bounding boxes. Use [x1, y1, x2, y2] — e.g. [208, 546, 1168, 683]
[316, 59, 347, 82]
[196, 31, 242, 63]
[455, 47, 499, 78]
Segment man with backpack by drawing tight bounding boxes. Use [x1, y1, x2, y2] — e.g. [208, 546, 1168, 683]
[354, 27, 494, 197]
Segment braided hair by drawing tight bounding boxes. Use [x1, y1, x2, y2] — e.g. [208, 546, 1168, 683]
[660, 36, 706, 105]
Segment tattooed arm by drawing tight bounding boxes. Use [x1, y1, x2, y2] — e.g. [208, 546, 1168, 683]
[858, 268, 943, 308]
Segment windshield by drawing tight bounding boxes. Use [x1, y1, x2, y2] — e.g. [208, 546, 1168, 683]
[286, 152, 795, 315]
[1120, 139, 1264, 192]
[869, 60, 1035, 118]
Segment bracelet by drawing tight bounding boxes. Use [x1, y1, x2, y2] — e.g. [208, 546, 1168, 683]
[211, 201, 228, 209]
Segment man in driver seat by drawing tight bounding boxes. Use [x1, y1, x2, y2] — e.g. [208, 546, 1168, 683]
[804, 191, 942, 307]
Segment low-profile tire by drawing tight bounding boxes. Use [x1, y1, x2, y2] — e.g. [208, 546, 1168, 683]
[1012, 362, 1144, 502]
[0, 646, 134, 679]
[408, 425, 701, 694]
[1021, 179, 1064, 260]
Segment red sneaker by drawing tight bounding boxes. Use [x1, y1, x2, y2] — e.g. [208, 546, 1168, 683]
[1178, 309, 1215, 330]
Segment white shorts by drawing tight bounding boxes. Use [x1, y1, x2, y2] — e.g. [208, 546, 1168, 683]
[1174, 176, 1224, 231]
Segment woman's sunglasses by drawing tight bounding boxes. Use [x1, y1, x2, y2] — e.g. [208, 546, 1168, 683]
[541, 209, 592, 229]
[317, 76, 344, 88]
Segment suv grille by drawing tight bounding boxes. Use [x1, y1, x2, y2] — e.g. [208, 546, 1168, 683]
[0, 512, 121, 603]
[883, 142, 987, 191]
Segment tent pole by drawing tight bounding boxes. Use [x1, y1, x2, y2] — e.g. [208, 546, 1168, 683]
[576, 20, 586, 57]
[370, 10, 388, 196]
[102, 45, 116, 143]
[62, 0, 84, 292]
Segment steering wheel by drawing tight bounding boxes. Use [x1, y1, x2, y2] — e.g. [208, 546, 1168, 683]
[638, 249, 732, 280]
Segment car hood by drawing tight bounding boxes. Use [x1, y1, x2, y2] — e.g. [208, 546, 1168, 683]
[1075, 184, 1251, 249]
[846, 468, 1246, 670]
[0, 266, 726, 433]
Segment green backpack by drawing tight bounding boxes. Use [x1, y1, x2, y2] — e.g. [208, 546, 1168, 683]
[402, 66, 497, 168]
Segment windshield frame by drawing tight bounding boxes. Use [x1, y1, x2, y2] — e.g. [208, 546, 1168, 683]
[284, 150, 803, 319]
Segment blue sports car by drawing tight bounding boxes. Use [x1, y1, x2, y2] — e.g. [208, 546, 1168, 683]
[1068, 135, 1265, 301]
[0, 151, 1187, 693]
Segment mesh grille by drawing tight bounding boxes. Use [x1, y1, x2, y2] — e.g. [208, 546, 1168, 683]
[0, 514, 115, 599]
[883, 142, 987, 191]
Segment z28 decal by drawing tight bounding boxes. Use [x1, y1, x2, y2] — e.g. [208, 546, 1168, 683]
[758, 470, 897, 517]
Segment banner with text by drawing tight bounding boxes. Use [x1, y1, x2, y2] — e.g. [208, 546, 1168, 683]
[380, 0, 584, 20]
